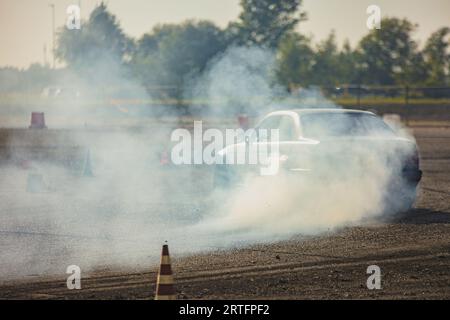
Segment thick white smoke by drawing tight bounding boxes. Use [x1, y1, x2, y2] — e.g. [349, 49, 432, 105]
[185, 46, 286, 116]
[0, 46, 418, 281]
[189, 46, 418, 239]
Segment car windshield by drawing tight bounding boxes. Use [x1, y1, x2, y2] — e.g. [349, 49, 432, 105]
[300, 112, 396, 138]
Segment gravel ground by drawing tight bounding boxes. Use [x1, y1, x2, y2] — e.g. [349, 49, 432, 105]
[0, 125, 449, 299]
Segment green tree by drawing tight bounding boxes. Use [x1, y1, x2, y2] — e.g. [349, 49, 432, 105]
[310, 31, 341, 86]
[56, 2, 132, 72]
[0, 67, 21, 93]
[337, 40, 359, 84]
[423, 27, 450, 86]
[232, 0, 306, 48]
[133, 20, 227, 99]
[357, 17, 424, 85]
[276, 33, 314, 89]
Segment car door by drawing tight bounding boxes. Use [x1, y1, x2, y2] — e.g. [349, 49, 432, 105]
[250, 115, 282, 175]
[253, 114, 299, 175]
[277, 115, 300, 171]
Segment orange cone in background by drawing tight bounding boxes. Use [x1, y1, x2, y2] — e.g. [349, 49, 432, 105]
[27, 172, 46, 193]
[155, 243, 176, 300]
[29, 112, 47, 129]
[19, 159, 32, 170]
[160, 150, 169, 166]
[82, 148, 93, 177]
[238, 113, 249, 130]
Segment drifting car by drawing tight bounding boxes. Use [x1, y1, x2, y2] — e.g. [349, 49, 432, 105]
[214, 108, 422, 214]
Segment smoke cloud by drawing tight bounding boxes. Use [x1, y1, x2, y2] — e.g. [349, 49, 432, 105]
[0, 46, 418, 281]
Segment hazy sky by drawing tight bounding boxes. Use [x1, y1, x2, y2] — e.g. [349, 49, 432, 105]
[0, 0, 449, 68]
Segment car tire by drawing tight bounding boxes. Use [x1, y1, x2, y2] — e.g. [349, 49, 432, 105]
[383, 183, 418, 215]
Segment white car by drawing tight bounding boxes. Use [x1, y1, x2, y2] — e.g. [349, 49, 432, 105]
[214, 108, 422, 213]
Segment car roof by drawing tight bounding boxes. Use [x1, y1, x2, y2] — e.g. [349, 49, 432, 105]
[273, 108, 376, 116]
[258, 109, 378, 128]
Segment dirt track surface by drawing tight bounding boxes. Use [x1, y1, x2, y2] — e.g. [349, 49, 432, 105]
[0, 125, 449, 300]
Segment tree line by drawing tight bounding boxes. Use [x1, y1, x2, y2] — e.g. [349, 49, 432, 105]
[1, 0, 449, 98]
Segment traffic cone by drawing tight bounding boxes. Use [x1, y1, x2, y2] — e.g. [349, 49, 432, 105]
[160, 150, 170, 166]
[27, 172, 46, 193]
[29, 112, 47, 129]
[155, 243, 176, 300]
[238, 113, 249, 130]
[19, 159, 32, 170]
[82, 148, 93, 177]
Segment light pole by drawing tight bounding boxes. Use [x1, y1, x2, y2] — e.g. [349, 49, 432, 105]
[49, 3, 55, 69]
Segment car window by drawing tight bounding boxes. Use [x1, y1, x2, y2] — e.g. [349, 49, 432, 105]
[279, 116, 297, 141]
[257, 115, 281, 141]
[300, 113, 396, 138]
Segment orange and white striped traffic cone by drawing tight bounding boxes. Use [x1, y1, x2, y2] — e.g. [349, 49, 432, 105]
[155, 243, 176, 300]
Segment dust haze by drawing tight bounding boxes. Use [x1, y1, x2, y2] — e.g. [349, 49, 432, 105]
[0, 46, 417, 280]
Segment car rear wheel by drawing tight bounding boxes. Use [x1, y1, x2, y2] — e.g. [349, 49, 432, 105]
[383, 182, 418, 215]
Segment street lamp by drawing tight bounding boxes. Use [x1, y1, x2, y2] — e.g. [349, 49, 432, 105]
[49, 3, 55, 69]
